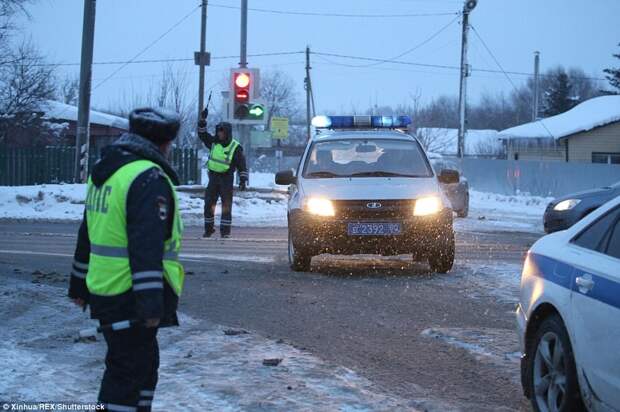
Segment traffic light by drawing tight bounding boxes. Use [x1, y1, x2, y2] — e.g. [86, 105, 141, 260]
[232, 70, 252, 120]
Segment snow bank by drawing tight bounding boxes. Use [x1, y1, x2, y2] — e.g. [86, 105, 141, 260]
[0, 277, 418, 411]
[499, 95, 620, 140]
[0, 183, 288, 227]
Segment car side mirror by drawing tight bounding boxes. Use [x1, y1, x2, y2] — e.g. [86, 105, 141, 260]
[275, 169, 296, 186]
[438, 169, 460, 184]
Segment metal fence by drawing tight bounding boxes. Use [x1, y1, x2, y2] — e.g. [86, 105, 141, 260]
[0, 145, 200, 186]
[456, 158, 620, 197]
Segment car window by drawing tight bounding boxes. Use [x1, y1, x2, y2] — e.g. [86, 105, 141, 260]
[571, 207, 620, 252]
[604, 217, 620, 259]
[303, 138, 432, 178]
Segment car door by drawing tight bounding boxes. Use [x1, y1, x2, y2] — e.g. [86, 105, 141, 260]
[567, 205, 620, 407]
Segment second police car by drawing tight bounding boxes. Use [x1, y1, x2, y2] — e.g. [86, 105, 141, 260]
[275, 115, 461, 272]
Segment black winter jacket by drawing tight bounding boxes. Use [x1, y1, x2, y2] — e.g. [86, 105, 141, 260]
[68, 133, 181, 327]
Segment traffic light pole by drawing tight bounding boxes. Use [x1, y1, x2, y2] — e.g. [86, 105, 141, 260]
[75, 0, 96, 183]
[238, 0, 250, 166]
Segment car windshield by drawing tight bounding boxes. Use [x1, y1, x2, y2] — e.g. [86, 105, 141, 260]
[303, 138, 432, 178]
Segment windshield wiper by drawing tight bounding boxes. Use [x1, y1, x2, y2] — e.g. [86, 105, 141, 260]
[306, 171, 343, 178]
[349, 171, 422, 178]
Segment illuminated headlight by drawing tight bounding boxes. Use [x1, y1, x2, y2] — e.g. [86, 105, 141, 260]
[553, 199, 581, 211]
[413, 196, 442, 216]
[306, 198, 335, 217]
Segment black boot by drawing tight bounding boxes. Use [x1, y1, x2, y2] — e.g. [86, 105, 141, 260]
[202, 227, 215, 238]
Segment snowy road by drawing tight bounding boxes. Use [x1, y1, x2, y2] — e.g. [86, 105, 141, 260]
[0, 222, 538, 411]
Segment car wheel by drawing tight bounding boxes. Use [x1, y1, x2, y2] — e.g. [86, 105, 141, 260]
[457, 194, 469, 218]
[428, 231, 455, 273]
[525, 315, 584, 412]
[288, 230, 312, 272]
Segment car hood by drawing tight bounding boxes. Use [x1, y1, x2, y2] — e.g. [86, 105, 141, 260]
[300, 177, 443, 201]
[554, 185, 620, 203]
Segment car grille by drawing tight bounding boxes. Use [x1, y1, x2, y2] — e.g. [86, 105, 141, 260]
[332, 199, 414, 220]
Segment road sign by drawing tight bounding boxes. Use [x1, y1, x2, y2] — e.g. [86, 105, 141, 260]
[270, 117, 289, 139]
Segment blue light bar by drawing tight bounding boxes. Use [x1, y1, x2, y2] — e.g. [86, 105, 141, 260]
[312, 115, 411, 129]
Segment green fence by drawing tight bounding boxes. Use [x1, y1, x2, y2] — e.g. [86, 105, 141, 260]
[0, 146, 199, 186]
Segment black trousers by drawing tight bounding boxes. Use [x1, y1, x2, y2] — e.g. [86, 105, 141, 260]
[204, 173, 234, 235]
[99, 327, 159, 412]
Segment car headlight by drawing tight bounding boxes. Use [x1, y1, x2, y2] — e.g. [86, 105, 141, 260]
[306, 198, 335, 217]
[413, 196, 442, 216]
[553, 199, 581, 211]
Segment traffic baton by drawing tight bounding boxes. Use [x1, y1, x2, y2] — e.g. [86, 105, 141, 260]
[78, 319, 141, 338]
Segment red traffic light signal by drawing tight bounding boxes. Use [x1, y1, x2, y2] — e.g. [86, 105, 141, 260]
[233, 72, 251, 104]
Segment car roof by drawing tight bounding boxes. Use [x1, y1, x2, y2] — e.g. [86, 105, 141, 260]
[311, 130, 417, 143]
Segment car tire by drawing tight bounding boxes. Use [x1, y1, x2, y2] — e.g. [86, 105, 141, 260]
[428, 231, 455, 273]
[524, 314, 585, 412]
[288, 230, 312, 272]
[457, 194, 469, 218]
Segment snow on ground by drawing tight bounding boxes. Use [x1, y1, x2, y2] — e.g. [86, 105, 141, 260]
[0, 174, 548, 232]
[0, 276, 420, 411]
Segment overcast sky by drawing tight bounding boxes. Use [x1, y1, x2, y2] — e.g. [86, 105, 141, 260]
[20, 0, 620, 115]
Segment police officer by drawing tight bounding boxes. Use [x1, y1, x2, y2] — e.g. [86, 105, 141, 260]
[68, 107, 185, 412]
[198, 111, 248, 238]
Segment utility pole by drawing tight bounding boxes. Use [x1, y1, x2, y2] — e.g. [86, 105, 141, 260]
[457, 0, 476, 159]
[197, 0, 209, 120]
[305, 46, 312, 141]
[74, 0, 96, 183]
[532, 51, 540, 121]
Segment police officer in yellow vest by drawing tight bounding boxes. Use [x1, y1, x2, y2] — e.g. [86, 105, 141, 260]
[198, 113, 248, 238]
[68, 108, 184, 412]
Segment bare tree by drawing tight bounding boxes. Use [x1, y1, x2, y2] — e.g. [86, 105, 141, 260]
[58, 74, 79, 105]
[259, 70, 302, 128]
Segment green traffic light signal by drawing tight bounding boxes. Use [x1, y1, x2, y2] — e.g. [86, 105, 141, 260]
[248, 104, 265, 120]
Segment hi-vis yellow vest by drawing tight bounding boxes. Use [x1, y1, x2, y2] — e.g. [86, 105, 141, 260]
[85, 160, 184, 296]
[207, 139, 240, 173]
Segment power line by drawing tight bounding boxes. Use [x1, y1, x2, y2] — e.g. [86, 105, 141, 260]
[470, 24, 557, 139]
[208, 2, 459, 18]
[29, 51, 305, 67]
[324, 14, 460, 68]
[92, 3, 202, 91]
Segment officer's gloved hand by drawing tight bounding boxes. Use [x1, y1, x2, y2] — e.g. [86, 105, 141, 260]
[198, 108, 208, 129]
[239, 179, 248, 191]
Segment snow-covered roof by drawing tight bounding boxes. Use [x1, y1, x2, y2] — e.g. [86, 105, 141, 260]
[39, 100, 128, 130]
[414, 128, 501, 156]
[499, 95, 620, 140]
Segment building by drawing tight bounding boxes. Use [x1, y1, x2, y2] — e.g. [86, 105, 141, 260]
[40, 100, 128, 151]
[499, 95, 620, 164]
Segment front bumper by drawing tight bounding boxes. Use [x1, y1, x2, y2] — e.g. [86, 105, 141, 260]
[289, 208, 453, 256]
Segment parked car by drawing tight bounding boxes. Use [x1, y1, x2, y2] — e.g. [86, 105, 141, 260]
[428, 154, 469, 218]
[544, 181, 620, 233]
[516, 195, 620, 412]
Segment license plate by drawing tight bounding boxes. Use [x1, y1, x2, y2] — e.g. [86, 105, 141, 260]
[347, 222, 402, 236]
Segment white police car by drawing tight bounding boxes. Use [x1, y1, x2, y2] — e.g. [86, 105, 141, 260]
[517, 195, 620, 412]
[275, 115, 460, 273]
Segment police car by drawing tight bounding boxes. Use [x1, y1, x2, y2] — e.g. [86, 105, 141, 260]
[516, 195, 620, 412]
[275, 115, 460, 273]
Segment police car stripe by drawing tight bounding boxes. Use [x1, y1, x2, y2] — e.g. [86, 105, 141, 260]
[133, 282, 164, 291]
[530, 253, 620, 310]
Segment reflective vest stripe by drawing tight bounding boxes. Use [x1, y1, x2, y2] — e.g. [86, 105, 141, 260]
[73, 261, 89, 271]
[105, 404, 136, 412]
[133, 282, 163, 291]
[71, 271, 86, 279]
[209, 157, 232, 166]
[133, 271, 162, 280]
